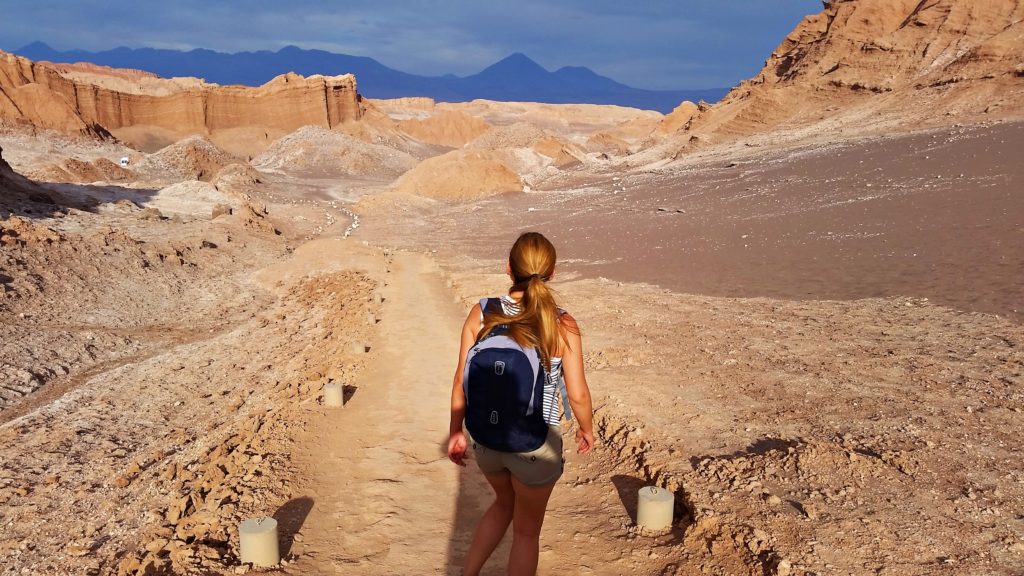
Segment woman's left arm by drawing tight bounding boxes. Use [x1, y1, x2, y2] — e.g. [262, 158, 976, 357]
[448, 304, 482, 466]
[559, 313, 594, 454]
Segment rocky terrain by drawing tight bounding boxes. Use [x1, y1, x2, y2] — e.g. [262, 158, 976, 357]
[0, 0, 1021, 574]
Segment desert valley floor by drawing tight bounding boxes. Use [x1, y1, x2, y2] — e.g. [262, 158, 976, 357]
[1, 114, 1021, 575]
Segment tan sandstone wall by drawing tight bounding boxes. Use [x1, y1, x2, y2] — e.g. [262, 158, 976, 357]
[0, 51, 361, 137]
[668, 0, 1024, 144]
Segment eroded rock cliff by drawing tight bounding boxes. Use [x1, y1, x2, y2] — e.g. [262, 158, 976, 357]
[664, 0, 1024, 146]
[0, 51, 361, 147]
[761, 0, 1023, 91]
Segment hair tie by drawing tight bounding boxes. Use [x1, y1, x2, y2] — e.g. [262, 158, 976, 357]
[514, 273, 548, 284]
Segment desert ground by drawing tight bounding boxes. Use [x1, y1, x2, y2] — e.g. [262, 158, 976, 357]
[2, 111, 1021, 575]
[1, 1, 1023, 575]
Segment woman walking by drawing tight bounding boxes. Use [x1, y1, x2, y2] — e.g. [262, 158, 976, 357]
[448, 231, 594, 576]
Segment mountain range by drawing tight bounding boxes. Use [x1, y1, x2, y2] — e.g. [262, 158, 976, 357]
[13, 42, 726, 113]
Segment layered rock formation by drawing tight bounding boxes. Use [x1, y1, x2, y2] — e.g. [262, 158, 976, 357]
[662, 0, 1024, 146]
[0, 50, 361, 147]
[763, 0, 1023, 91]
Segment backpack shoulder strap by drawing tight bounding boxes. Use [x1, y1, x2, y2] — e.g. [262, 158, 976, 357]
[476, 297, 506, 342]
[479, 297, 503, 319]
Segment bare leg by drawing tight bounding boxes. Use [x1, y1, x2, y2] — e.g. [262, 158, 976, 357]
[463, 472, 515, 576]
[508, 476, 556, 576]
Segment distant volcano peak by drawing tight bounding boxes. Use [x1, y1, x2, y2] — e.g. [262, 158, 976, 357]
[480, 53, 549, 76]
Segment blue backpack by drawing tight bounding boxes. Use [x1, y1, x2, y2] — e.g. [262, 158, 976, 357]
[463, 298, 549, 452]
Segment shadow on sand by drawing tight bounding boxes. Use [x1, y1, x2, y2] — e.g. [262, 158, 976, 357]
[273, 496, 315, 557]
[2, 180, 161, 221]
[444, 438, 513, 576]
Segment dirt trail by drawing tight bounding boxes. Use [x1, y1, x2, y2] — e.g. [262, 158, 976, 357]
[286, 250, 495, 574]
[280, 246, 698, 576]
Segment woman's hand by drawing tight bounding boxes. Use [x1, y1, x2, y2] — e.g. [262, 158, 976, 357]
[575, 428, 594, 454]
[448, 431, 468, 466]
[448, 305, 482, 468]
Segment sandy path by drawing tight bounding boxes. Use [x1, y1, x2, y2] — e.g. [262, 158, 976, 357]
[286, 250, 495, 574]
[280, 246, 685, 575]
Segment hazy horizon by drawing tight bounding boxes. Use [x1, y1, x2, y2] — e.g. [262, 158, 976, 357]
[0, 1, 820, 91]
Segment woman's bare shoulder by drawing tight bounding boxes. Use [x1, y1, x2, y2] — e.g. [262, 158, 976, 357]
[557, 311, 581, 337]
[463, 302, 482, 326]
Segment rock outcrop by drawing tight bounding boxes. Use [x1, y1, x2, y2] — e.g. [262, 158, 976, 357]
[467, 122, 586, 171]
[0, 50, 362, 142]
[253, 125, 417, 179]
[657, 0, 1024, 148]
[0, 145, 16, 186]
[760, 0, 1023, 92]
[392, 149, 523, 200]
[654, 101, 699, 135]
[0, 144, 59, 212]
[27, 157, 136, 184]
[137, 136, 244, 182]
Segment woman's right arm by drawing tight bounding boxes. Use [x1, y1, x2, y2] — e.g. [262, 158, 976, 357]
[560, 314, 594, 454]
[448, 303, 482, 466]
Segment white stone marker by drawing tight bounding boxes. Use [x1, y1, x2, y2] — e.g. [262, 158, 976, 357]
[324, 382, 344, 407]
[636, 486, 674, 531]
[239, 516, 279, 567]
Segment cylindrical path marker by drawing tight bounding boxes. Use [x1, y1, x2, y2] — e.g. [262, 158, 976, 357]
[324, 382, 344, 407]
[636, 486, 674, 531]
[239, 517, 279, 567]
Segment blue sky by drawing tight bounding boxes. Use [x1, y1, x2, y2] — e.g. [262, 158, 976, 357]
[0, 1, 821, 90]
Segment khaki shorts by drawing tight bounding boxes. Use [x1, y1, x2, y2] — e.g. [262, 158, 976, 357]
[470, 426, 564, 487]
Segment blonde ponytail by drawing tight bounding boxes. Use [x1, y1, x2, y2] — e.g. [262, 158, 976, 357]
[478, 232, 569, 368]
